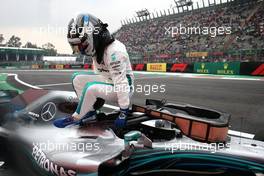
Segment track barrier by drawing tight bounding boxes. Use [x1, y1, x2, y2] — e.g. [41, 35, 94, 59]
[134, 64, 145, 71]
[194, 62, 240, 75]
[167, 63, 194, 73]
[83, 64, 90, 69]
[55, 65, 64, 69]
[4, 62, 263, 76]
[147, 63, 167, 72]
[240, 62, 264, 76]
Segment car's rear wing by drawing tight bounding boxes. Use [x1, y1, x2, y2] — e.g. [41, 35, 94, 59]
[132, 99, 231, 143]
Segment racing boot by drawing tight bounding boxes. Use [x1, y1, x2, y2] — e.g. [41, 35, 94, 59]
[53, 111, 96, 128]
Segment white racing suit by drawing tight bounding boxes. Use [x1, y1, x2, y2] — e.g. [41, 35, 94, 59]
[72, 40, 134, 119]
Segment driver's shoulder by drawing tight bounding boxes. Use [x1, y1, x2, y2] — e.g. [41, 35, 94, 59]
[104, 40, 128, 65]
[106, 40, 127, 56]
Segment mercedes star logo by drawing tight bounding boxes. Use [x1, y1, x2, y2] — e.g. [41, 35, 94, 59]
[41, 102, 57, 122]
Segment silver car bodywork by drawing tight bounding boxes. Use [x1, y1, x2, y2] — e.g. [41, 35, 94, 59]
[0, 89, 263, 176]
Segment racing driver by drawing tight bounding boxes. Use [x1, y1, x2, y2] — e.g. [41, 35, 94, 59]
[62, 14, 134, 128]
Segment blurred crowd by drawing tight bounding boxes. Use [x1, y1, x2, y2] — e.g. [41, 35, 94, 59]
[115, 0, 264, 63]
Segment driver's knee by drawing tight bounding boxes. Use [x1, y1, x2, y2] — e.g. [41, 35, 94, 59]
[71, 72, 80, 82]
[72, 72, 81, 88]
[82, 84, 105, 110]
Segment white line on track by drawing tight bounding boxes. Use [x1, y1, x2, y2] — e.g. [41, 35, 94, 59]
[36, 83, 72, 87]
[3, 69, 263, 81]
[34, 76, 171, 88]
[6, 73, 41, 89]
[221, 77, 261, 81]
[3, 72, 256, 139]
[4, 73, 121, 111]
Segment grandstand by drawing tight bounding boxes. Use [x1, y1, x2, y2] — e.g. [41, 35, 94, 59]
[115, 0, 264, 63]
[0, 47, 44, 67]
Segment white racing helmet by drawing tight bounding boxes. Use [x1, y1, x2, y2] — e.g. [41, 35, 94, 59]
[67, 13, 115, 63]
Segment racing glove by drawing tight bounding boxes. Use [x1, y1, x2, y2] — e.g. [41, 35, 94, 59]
[115, 108, 129, 128]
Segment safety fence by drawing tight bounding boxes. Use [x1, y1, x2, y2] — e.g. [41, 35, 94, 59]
[1, 62, 264, 76]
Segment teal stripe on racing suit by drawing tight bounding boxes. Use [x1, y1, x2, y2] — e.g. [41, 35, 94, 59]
[76, 81, 114, 114]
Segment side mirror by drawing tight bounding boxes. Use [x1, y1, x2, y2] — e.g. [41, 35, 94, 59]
[124, 131, 152, 150]
[123, 131, 152, 158]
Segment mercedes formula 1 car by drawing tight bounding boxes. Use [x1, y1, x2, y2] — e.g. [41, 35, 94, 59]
[0, 89, 264, 176]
